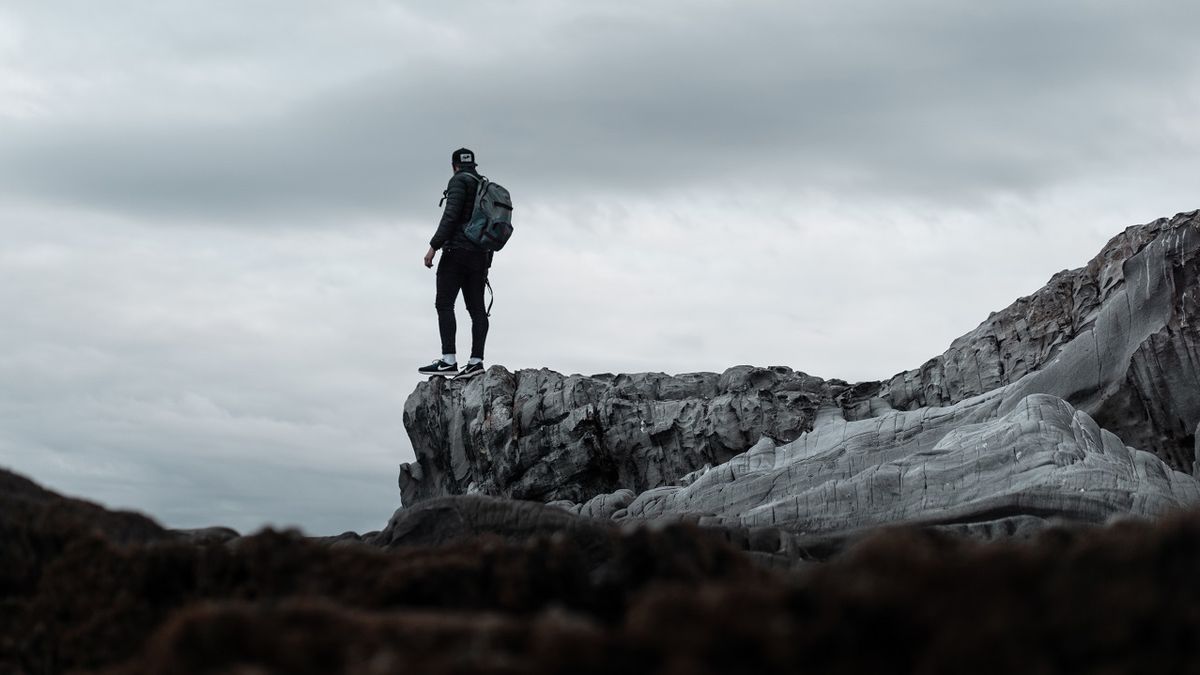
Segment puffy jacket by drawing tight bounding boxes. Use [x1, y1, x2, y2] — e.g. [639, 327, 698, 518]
[430, 167, 485, 253]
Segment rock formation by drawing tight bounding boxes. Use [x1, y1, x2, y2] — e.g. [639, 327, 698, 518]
[869, 210, 1200, 470]
[611, 394, 1199, 536]
[399, 210, 1200, 537]
[400, 366, 842, 505]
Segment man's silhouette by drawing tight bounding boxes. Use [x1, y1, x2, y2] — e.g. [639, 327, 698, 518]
[420, 148, 490, 380]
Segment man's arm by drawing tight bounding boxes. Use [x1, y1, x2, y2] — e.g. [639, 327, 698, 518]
[429, 174, 470, 251]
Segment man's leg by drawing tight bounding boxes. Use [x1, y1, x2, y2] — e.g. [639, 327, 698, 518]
[461, 254, 490, 361]
[435, 251, 464, 358]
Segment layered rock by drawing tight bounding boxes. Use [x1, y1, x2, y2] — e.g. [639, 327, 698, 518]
[862, 210, 1200, 470]
[399, 210, 1200, 536]
[613, 394, 1200, 535]
[400, 366, 844, 504]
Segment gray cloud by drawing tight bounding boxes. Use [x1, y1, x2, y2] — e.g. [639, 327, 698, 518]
[1, 1, 1197, 223]
[0, 1, 1197, 534]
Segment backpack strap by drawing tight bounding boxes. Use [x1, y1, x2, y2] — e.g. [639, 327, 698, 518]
[472, 175, 489, 207]
[441, 172, 486, 206]
[460, 172, 490, 213]
[485, 278, 494, 317]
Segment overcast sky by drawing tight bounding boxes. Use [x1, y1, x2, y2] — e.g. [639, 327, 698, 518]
[1, 1, 1198, 535]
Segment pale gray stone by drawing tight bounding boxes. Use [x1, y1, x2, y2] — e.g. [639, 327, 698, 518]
[867, 210, 1200, 470]
[1194, 421, 1200, 477]
[616, 394, 1199, 534]
[577, 489, 636, 519]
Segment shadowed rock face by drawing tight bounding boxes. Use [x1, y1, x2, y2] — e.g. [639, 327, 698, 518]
[10, 466, 1200, 674]
[1, 467, 171, 602]
[400, 210, 1200, 534]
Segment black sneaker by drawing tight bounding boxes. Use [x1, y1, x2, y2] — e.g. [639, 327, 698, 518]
[418, 359, 458, 376]
[454, 362, 485, 380]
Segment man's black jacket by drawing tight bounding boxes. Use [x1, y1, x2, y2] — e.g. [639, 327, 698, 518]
[430, 167, 485, 253]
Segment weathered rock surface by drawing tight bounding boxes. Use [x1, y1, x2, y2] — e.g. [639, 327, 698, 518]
[616, 394, 1200, 535]
[399, 210, 1200, 537]
[864, 209, 1200, 470]
[400, 366, 844, 505]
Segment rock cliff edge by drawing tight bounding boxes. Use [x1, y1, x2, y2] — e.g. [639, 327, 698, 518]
[399, 210, 1200, 542]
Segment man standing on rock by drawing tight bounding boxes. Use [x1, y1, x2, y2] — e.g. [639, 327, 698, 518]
[420, 148, 490, 380]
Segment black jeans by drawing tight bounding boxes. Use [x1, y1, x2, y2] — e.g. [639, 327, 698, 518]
[435, 248, 489, 359]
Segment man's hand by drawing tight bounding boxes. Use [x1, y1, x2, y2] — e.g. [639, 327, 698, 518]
[424, 247, 436, 268]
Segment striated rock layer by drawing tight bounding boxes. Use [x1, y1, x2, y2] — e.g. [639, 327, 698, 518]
[863, 210, 1200, 469]
[399, 210, 1200, 535]
[609, 394, 1200, 536]
[400, 366, 842, 505]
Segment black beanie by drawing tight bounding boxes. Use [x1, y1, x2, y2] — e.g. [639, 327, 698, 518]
[452, 148, 476, 166]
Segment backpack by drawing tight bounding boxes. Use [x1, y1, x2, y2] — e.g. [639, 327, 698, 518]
[462, 174, 514, 252]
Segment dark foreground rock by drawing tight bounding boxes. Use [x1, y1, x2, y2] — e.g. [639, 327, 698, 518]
[399, 210, 1200, 537]
[5, 467, 1200, 674]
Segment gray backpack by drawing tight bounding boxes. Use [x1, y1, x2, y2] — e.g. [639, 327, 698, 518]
[462, 175, 514, 252]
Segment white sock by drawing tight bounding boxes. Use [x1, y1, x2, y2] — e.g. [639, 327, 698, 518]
[442, 354, 456, 365]
[468, 357, 483, 365]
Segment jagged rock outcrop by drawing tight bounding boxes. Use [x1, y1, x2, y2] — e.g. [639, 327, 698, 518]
[399, 210, 1200, 537]
[401, 366, 845, 504]
[862, 210, 1200, 470]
